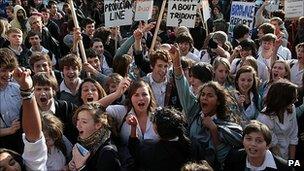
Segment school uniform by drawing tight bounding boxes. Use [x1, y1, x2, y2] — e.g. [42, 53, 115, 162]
[290, 60, 304, 87]
[257, 105, 298, 159]
[224, 149, 291, 171]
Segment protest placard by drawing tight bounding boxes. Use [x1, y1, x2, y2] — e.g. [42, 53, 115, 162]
[228, 1, 255, 40]
[285, 0, 304, 18]
[166, 0, 200, 28]
[104, 0, 133, 27]
[134, 0, 153, 21]
[201, 0, 210, 22]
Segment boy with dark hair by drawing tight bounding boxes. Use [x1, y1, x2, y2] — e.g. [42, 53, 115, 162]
[58, 54, 82, 105]
[27, 30, 57, 67]
[224, 120, 291, 170]
[29, 52, 62, 84]
[91, 38, 113, 74]
[81, 17, 95, 48]
[257, 23, 275, 39]
[82, 48, 109, 86]
[176, 33, 199, 62]
[32, 72, 78, 144]
[257, 23, 291, 60]
[40, 7, 60, 41]
[232, 24, 250, 48]
[26, 14, 61, 62]
[257, 33, 281, 69]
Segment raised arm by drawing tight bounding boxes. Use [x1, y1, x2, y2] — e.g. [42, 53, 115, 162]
[169, 44, 198, 117]
[97, 77, 131, 107]
[133, 29, 151, 74]
[13, 67, 41, 142]
[255, 1, 270, 28]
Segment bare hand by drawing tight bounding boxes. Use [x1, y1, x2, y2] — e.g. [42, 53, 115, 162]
[234, 45, 242, 53]
[169, 43, 181, 67]
[142, 22, 156, 33]
[10, 119, 21, 134]
[116, 77, 131, 95]
[133, 29, 143, 40]
[126, 115, 138, 128]
[72, 145, 90, 169]
[83, 62, 97, 74]
[12, 67, 32, 90]
[202, 115, 217, 130]
[68, 159, 76, 171]
[236, 93, 246, 107]
[274, 37, 283, 49]
[73, 27, 82, 43]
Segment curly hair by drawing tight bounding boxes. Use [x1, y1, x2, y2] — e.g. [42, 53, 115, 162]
[198, 81, 230, 120]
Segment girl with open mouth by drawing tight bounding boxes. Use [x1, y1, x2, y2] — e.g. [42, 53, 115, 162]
[78, 78, 107, 105]
[106, 80, 158, 170]
[234, 66, 261, 121]
[171, 43, 243, 170]
[69, 103, 121, 170]
[260, 60, 291, 101]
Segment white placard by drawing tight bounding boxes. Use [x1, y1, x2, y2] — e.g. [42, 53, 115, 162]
[228, 1, 255, 39]
[285, 0, 304, 18]
[134, 0, 153, 21]
[166, 0, 200, 28]
[201, 0, 210, 21]
[104, 0, 134, 27]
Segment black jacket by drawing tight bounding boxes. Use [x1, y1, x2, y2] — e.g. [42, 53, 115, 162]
[82, 139, 121, 171]
[128, 137, 190, 171]
[224, 149, 291, 171]
[54, 99, 78, 144]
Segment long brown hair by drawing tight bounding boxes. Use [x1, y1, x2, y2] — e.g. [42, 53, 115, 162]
[264, 79, 298, 122]
[198, 81, 229, 120]
[124, 80, 157, 114]
[42, 113, 67, 156]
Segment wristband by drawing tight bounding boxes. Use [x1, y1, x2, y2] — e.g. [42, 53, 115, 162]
[20, 86, 34, 93]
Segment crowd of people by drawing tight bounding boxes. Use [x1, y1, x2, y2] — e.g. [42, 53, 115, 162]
[0, 0, 304, 170]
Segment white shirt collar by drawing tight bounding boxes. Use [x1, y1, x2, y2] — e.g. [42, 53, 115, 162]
[59, 78, 82, 94]
[246, 150, 277, 170]
[30, 46, 49, 53]
[147, 73, 168, 85]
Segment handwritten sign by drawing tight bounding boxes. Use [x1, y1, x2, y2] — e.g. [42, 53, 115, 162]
[104, 0, 133, 27]
[134, 0, 153, 21]
[228, 1, 255, 39]
[166, 0, 200, 28]
[285, 0, 304, 18]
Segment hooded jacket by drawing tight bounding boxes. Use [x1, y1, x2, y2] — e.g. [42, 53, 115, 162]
[10, 5, 30, 38]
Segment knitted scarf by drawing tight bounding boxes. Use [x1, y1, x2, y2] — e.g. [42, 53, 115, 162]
[78, 128, 111, 153]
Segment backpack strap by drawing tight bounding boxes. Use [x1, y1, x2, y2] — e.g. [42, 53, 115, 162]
[118, 109, 130, 133]
[289, 59, 296, 69]
[164, 77, 174, 107]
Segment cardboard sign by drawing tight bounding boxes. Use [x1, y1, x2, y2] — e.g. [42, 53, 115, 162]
[166, 0, 200, 28]
[201, 0, 210, 22]
[228, 1, 255, 39]
[134, 0, 153, 21]
[104, 0, 133, 27]
[285, 0, 304, 18]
